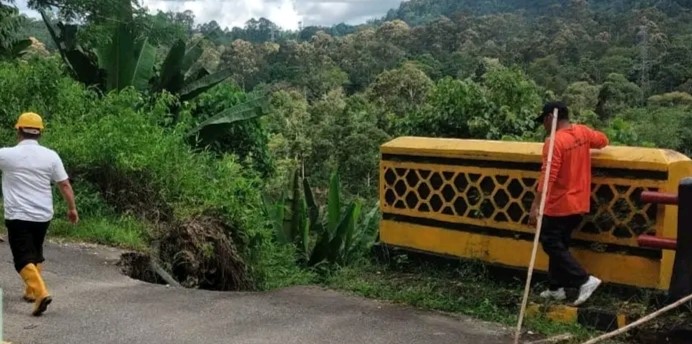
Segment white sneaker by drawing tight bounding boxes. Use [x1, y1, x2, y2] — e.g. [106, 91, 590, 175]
[539, 288, 566, 301]
[574, 276, 601, 306]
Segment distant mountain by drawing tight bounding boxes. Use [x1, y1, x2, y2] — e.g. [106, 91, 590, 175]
[384, 0, 692, 26]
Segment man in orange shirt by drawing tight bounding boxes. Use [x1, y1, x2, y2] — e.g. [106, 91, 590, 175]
[529, 101, 609, 306]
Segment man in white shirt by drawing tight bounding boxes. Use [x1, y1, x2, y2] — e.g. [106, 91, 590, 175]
[0, 112, 78, 316]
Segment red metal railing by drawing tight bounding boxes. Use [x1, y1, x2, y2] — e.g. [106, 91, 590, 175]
[638, 235, 677, 250]
[640, 191, 678, 205]
[638, 191, 678, 251]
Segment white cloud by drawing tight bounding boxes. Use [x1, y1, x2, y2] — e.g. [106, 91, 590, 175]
[16, 0, 403, 31]
[15, 0, 40, 18]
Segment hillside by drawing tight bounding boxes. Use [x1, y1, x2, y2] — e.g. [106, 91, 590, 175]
[385, 0, 692, 24]
[1, 0, 692, 340]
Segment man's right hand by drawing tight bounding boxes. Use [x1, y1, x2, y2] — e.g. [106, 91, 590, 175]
[68, 208, 79, 224]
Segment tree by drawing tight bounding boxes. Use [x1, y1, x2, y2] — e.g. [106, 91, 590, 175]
[0, 0, 32, 59]
[221, 39, 259, 89]
[595, 73, 643, 120]
[28, 0, 137, 24]
[366, 61, 434, 119]
[399, 77, 490, 139]
[472, 66, 543, 139]
[563, 81, 601, 117]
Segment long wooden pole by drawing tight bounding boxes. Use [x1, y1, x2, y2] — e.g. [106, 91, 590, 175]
[581, 292, 692, 344]
[514, 108, 559, 344]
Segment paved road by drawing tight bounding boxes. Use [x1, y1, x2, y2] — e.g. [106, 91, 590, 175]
[0, 241, 514, 344]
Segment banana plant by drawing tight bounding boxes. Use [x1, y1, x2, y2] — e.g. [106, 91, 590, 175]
[186, 93, 270, 138]
[38, 0, 228, 99]
[39, 2, 155, 93]
[262, 168, 381, 267]
[152, 38, 233, 102]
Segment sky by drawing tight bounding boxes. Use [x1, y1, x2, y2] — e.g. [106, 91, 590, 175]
[15, 0, 404, 31]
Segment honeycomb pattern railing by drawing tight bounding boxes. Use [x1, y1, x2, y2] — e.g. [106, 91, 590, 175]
[381, 162, 664, 248]
[378, 137, 692, 290]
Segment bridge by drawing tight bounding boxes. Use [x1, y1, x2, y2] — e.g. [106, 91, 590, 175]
[378, 137, 692, 298]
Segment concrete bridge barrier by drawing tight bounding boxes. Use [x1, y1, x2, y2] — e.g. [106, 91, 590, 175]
[378, 136, 692, 290]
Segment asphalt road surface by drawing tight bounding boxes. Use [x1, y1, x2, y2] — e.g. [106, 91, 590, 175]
[0, 240, 514, 344]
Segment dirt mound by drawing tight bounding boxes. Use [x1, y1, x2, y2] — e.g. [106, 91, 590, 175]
[155, 212, 254, 291]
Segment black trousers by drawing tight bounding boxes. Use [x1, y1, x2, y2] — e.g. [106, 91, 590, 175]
[539, 214, 589, 290]
[6, 219, 50, 273]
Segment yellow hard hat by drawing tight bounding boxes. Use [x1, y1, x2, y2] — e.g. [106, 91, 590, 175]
[15, 112, 44, 131]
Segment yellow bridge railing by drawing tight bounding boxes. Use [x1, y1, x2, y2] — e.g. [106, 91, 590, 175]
[378, 137, 692, 290]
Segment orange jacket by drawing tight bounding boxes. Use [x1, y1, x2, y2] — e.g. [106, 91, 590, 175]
[537, 124, 609, 217]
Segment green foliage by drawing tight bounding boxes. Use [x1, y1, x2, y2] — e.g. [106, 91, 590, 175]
[601, 118, 648, 147]
[595, 73, 644, 120]
[263, 169, 380, 269]
[647, 91, 692, 107]
[0, 2, 32, 59]
[93, 2, 155, 92]
[0, 57, 89, 129]
[308, 91, 390, 196]
[5, 0, 692, 308]
[399, 77, 488, 138]
[563, 81, 601, 116]
[0, 59, 301, 290]
[39, 6, 231, 101]
[366, 61, 434, 118]
[398, 65, 542, 140]
[152, 38, 233, 102]
[471, 66, 542, 139]
[0, 38, 32, 59]
[617, 104, 692, 154]
[185, 83, 273, 176]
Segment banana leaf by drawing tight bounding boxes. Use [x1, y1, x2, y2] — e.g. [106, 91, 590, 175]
[132, 38, 156, 91]
[302, 175, 319, 259]
[94, 34, 156, 92]
[342, 200, 362, 262]
[96, 0, 138, 91]
[307, 226, 332, 266]
[185, 95, 269, 137]
[157, 39, 186, 93]
[326, 202, 358, 264]
[288, 168, 303, 245]
[326, 172, 341, 236]
[65, 48, 103, 87]
[179, 68, 233, 102]
[261, 193, 286, 242]
[181, 39, 204, 77]
[347, 202, 380, 259]
[39, 10, 103, 88]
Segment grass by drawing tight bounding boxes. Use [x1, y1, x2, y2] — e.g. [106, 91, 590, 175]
[323, 254, 600, 343]
[47, 216, 147, 250]
[0, 215, 147, 251]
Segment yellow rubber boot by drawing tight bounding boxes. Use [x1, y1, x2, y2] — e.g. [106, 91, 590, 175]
[22, 263, 42, 303]
[19, 264, 52, 316]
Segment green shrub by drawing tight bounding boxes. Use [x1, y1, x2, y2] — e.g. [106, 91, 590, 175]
[263, 169, 380, 270]
[0, 58, 306, 290]
[0, 57, 90, 131]
[184, 82, 274, 177]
